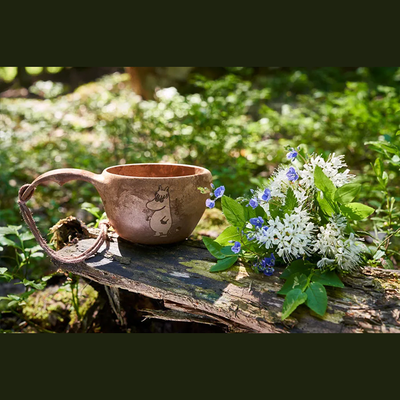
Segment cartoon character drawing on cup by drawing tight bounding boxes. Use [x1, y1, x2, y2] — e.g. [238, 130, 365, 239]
[146, 185, 172, 237]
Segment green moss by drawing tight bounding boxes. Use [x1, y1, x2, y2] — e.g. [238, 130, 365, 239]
[22, 282, 98, 330]
[156, 268, 168, 274]
[195, 287, 220, 302]
[180, 260, 246, 287]
[22, 286, 68, 329]
[69, 284, 98, 326]
[112, 255, 131, 265]
[319, 310, 346, 324]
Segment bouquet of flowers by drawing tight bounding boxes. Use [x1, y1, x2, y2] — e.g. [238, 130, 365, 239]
[202, 147, 374, 320]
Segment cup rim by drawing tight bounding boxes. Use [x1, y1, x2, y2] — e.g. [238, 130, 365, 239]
[103, 162, 211, 179]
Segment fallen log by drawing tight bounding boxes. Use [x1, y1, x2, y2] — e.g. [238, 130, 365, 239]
[53, 230, 400, 333]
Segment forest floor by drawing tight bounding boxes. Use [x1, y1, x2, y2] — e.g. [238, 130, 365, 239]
[0, 207, 229, 333]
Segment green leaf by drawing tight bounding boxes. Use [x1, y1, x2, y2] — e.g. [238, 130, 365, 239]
[344, 222, 355, 235]
[19, 289, 35, 299]
[1, 289, 34, 307]
[372, 158, 389, 188]
[30, 252, 44, 259]
[391, 155, 400, 164]
[197, 186, 211, 194]
[221, 196, 246, 228]
[254, 205, 268, 219]
[373, 250, 385, 260]
[280, 259, 312, 279]
[22, 279, 46, 290]
[281, 289, 308, 320]
[8, 294, 22, 301]
[0, 225, 22, 235]
[19, 232, 35, 242]
[269, 203, 283, 219]
[380, 171, 389, 187]
[244, 204, 257, 221]
[314, 165, 336, 200]
[373, 157, 384, 179]
[340, 202, 374, 221]
[0, 267, 12, 281]
[305, 282, 327, 316]
[215, 226, 241, 246]
[317, 192, 337, 217]
[370, 142, 400, 155]
[209, 256, 238, 272]
[334, 183, 361, 204]
[311, 270, 344, 288]
[0, 236, 18, 248]
[220, 246, 236, 256]
[383, 258, 394, 269]
[81, 202, 101, 217]
[366, 141, 397, 154]
[26, 245, 43, 253]
[7, 300, 20, 308]
[202, 237, 227, 259]
[277, 273, 308, 295]
[282, 187, 298, 214]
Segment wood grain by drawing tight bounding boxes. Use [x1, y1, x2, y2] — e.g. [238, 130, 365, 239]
[53, 231, 400, 333]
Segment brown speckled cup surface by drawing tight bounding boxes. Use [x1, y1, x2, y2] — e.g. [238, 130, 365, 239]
[25, 163, 212, 245]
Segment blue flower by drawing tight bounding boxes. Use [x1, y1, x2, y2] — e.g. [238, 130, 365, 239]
[247, 198, 258, 209]
[249, 216, 264, 228]
[231, 241, 241, 254]
[213, 185, 225, 199]
[206, 199, 215, 208]
[286, 166, 299, 182]
[261, 188, 271, 201]
[262, 226, 269, 233]
[210, 183, 215, 189]
[263, 267, 275, 276]
[264, 253, 275, 267]
[286, 148, 298, 161]
[246, 233, 255, 241]
[255, 253, 275, 276]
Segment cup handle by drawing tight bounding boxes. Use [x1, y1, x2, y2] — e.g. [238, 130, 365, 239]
[17, 168, 110, 264]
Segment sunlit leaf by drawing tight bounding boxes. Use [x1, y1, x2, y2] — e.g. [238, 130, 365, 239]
[209, 256, 238, 272]
[215, 226, 241, 246]
[281, 289, 307, 320]
[340, 203, 375, 220]
[305, 282, 327, 316]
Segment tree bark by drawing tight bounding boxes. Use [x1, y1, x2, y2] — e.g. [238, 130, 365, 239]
[53, 230, 400, 333]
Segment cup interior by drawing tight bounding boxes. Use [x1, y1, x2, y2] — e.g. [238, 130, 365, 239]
[105, 163, 208, 178]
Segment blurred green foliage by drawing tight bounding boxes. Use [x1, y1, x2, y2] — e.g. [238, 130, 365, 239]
[0, 67, 64, 83]
[1, 66, 400, 332]
[0, 67, 18, 82]
[0, 67, 399, 266]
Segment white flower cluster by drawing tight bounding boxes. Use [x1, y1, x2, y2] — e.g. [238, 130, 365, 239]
[268, 167, 291, 201]
[254, 207, 315, 263]
[248, 151, 364, 271]
[313, 215, 365, 271]
[299, 153, 355, 189]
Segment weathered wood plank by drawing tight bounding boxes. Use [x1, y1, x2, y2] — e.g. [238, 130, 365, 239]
[53, 233, 400, 333]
